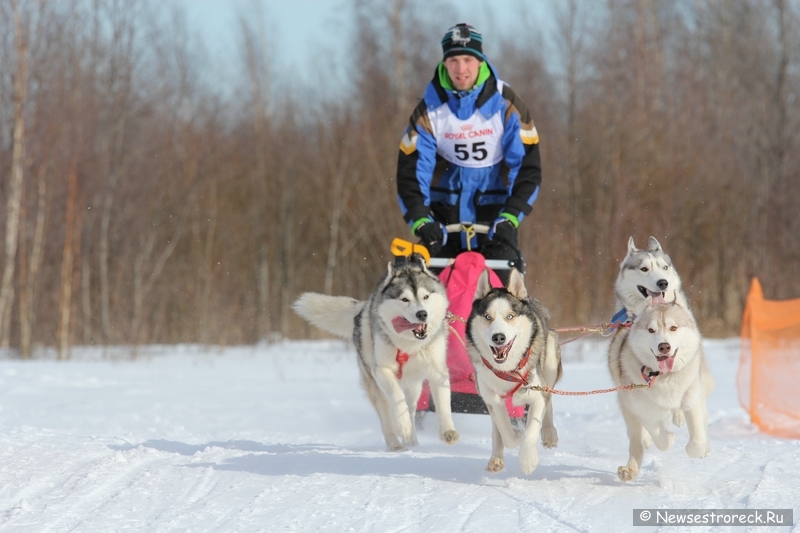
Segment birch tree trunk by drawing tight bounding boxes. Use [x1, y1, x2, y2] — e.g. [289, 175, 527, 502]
[198, 182, 217, 344]
[239, 8, 272, 340]
[20, 157, 50, 358]
[391, 0, 407, 113]
[58, 163, 79, 360]
[0, 0, 29, 348]
[131, 204, 187, 346]
[324, 150, 348, 296]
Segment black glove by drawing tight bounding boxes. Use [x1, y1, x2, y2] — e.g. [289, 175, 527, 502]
[414, 219, 445, 256]
[489, 214, 518, 246]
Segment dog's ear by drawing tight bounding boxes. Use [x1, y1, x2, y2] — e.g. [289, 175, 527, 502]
[381, 262, 395, 289]
[648, 236, 662, 252]
[506, 268, 528, 300]
[667, 291, 685, 308]
[408, 252, 425, 268]
[409, 253, 436, 277]
[474, 269, 493, 301]
[627, 236, 638, 255]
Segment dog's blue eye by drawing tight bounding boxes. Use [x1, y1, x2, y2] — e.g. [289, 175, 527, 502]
[663, 265, 668, 270]
[484, 313, 491, 321]
[506, 314, 514, 320]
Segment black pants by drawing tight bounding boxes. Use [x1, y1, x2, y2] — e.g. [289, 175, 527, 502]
[430, 235, 525, 286]
[428, 392, 490, 414]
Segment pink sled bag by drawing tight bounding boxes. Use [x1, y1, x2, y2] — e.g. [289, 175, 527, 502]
[417, 251, 525, 418]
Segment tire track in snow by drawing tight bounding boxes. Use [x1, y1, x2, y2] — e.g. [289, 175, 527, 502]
[744, 448, 800, 511]
[139, 463, 222, 531]
[451, 489, 491, 532]
[0, 444, 110, 526]
[28, 450, 164, 532]
[488, 484, 586, 533]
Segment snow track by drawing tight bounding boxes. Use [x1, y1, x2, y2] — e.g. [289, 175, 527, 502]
[0, 340, 797, 532]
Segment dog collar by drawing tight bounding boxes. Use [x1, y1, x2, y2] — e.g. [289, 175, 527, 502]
[640, 365, 660, 386]
[611, 307, 629, 325]
[481, 348, 531, 397]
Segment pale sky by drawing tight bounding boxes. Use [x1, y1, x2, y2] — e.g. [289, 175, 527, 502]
[176, 0, 555, 96]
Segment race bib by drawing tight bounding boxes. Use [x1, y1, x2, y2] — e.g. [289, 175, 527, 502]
[427, 106, 504, 168]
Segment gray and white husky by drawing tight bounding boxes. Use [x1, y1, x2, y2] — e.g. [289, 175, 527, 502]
[466, 269, 562, 475]
[292, 256, 458, 451]
[613, 236, 689, 321]
[607, 297, 714, 482]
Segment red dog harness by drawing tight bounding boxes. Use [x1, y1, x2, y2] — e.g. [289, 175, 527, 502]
[480, 348, 532, 398]
[395, 350, 410, 380]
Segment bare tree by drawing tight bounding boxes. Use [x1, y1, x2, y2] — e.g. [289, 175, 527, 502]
[0, 0, 797, 352]
[238, 4, 274, 340]
[0, 0, 29, 348]
[57, 162, 79, 360]
[97, 1, 137, 344]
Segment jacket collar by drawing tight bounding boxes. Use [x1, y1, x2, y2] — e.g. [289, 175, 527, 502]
[423, 61, 504, 119]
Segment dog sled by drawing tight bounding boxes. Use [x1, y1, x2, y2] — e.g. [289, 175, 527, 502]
[392, 223, 526, 419]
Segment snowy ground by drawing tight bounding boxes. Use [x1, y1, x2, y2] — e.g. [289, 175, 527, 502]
[0, 338, 798, 532]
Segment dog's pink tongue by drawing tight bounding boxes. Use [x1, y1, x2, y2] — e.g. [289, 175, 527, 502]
[657, 356, 675, 373]
[392, 316, 418, 333]
[649, 291, 666, 304]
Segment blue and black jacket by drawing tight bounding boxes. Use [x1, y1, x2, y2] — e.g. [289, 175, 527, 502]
[396, 61, 542, 249]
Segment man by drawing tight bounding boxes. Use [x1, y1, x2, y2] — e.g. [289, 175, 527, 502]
[396, 23, 542, 284]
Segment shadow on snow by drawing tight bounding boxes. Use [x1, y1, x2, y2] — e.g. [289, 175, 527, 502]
[110, 439, 623, 486]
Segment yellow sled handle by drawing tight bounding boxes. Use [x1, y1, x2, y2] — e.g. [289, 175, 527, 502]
[391, 238, 431, 265]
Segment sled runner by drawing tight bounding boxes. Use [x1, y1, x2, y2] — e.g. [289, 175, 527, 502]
[392, 223, 525, 419]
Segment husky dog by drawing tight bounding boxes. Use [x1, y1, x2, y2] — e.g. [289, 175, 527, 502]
[610, 236, 695, 429]
[292, 256, 458, 451]
[613, 236, 690, 321]
[466, 268, 562, 474]
[608, 297, 714, 481]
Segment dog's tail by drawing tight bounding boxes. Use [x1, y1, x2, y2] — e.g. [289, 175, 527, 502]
[292, 292, 364, 339]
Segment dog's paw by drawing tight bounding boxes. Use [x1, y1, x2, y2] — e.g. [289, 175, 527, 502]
[686, 439, 710, 458]
[386, 442, 406, 452]
[617, 465, 638, 482]
[486, 457, 504, 472]
[541, 427, 558, 448]
[673, 409, 685, 427]
[440, 429, 459, 445]
[519, 445, 539, 475]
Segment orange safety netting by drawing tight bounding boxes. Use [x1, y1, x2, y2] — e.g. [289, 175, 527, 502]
[737, 278, 800, 438]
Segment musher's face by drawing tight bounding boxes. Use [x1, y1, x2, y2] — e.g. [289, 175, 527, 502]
[444, 55, 482, 91]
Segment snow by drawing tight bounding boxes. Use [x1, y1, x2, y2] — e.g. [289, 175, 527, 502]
[0, 338, 798, 532]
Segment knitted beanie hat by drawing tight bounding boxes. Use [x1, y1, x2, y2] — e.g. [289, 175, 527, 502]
[441, 23, 485, 61]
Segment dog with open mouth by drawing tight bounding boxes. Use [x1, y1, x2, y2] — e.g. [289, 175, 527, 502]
[466, 268, 562, 475]
[293, 255, 458, 451]
[612, 236, 691, 321]
[607, 296, 714, 482]
[608, 236, 699, 433]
